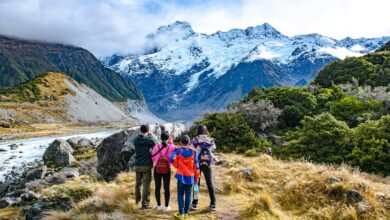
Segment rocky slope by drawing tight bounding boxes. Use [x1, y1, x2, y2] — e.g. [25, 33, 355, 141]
[0, 35, 142, 102]
[104, 21, 390, 121]
[0, 72, 137, 125]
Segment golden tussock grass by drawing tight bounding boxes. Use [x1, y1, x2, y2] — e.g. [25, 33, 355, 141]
[41, 153, 390, 220]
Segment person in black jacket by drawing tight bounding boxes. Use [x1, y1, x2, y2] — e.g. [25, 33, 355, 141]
[133, 124, 158, 209]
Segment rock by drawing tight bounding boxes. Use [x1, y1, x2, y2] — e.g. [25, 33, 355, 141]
[346, 189, 363, 203]
[5, 188, 28, 197]
[215, 160, 230, 167]
[240, 167, 252, 176]
[265, 147, 272, 155]
[0, 166, 5, 171]
[21, 191, 41, 204]
[0, 197, 19, 208]
[78, 138, 94, 148]
[59, 167, 79, 178]
[97, 123, 186, 181]
[326, 176, 342, 184]
[0, 148, 7, 152]
[0, 121, 11, 128]
[24, 197, 72, 220]
[23, 165, 47, 181]
[0, 182, 9, 196]
[9, 155, 17, 160]
[97, 128, 138, 181]
[66, 137, 83, 149]
[9, 144, 18, 150]
[43, 139, 76, 167]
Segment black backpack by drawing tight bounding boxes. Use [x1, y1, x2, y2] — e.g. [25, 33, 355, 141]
[198, 148, 213, 167]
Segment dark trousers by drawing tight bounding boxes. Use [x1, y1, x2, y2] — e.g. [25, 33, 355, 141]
[177, 181, 193, 215]
[154, 168, 171, 207]
[135, 166, 152, 206]
[192, 165, 216, 206]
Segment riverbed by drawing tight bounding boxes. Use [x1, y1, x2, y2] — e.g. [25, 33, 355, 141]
[0, 129, 118, 181]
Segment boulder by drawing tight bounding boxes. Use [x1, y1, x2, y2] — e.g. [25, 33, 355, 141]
[43, 139, 76, 167]
[0, 197, 19, 208]
[23, 165, 47, 181]
[66, 137, 83, 149]
[97, 128, 138, 181]
[0, 182, 9, 196]
[96, 123, 186, 181]
[0, 121, 11, 128]
[67, 137, 94, 149]
[0, 148, 7, 152]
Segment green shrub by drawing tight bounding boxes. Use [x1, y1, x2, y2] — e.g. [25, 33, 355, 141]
[244, 149, 257, 157]
[190, 112, 262, 153]
[327, 96, 384, 127]
[347, 115, 390, 175]
[276, 113, 353, 164]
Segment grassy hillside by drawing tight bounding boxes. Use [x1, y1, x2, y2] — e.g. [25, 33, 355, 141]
[0, 35, 142, 101]
[35, 153, 390, 220]
[0, 72, 75, 103]
[314, 40, 390, 87]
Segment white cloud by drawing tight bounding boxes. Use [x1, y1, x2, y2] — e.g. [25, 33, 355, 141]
[0, 0, 389, 56]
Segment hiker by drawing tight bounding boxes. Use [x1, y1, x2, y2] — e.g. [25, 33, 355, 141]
[191, 124, 217, 211]
[170, 135, 200, 220]
[151, 130, 176, 211]
[133, 124, 158, 210]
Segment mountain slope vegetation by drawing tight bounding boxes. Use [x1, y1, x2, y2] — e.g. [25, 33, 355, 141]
[191, 41, 390, 176]
[0, 35, 142, 101]
[314, 40, 390, 87]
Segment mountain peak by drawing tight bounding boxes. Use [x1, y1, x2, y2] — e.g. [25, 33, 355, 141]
[148, 21, 195, 41]
[245, 22, 283, 38]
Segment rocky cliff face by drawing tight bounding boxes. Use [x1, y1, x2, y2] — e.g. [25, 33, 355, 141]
[104, 21, 390, 121]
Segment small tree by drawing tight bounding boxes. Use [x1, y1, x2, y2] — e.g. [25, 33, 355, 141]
[238, 100, 282, 134]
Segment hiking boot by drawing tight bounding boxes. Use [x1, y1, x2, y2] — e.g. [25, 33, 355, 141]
[190, 203, 198, 210]
[164, 206, 171, 211]
[209, 204, 216, 211]
[174, 213, 185, 220]
[141, 204, 153, 210]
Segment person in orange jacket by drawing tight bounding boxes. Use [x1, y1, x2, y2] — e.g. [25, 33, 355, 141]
[170, 135, 200, 219]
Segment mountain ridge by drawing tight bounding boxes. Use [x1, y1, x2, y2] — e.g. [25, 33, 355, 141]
[0, 35, 143, 102]
[103, 21, 389, 121]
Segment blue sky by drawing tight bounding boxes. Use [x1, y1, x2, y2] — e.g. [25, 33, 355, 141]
[0, 0, 389, 55]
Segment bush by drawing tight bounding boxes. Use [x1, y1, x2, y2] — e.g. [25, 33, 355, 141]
[327, 96, 384, 127]
[347, 115, 390, 175]
[277, 113, 353, 164]
[235, 100, 282, 134]
[242, 87, 317, 128]
[191, 112, 262, 153]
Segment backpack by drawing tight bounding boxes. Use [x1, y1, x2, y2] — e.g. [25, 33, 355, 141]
[154, 145, 170, 174]
[198, 148, 213, 167]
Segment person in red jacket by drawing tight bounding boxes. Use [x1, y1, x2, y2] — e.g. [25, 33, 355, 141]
[170, 135, 200, 220]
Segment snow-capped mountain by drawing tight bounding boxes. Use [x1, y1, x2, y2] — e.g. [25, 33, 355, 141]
[103, 21, 389, 122]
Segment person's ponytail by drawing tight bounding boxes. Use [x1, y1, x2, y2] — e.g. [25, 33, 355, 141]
[160, 131, 170, 148]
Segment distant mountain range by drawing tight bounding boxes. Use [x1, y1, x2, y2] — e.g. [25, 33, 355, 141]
[103, 21, 390, 122]
[0, 35, 142, 102]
